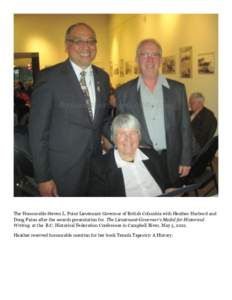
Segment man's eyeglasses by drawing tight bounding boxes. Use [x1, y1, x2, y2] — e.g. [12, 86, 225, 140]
[66, 38, 97, 47]
[139, 52, 161, 58]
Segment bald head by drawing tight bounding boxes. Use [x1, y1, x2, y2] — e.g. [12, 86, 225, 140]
[65, 22, 96, 41]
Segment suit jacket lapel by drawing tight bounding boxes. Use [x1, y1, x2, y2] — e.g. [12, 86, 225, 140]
[162, 82, 174, 132]
[92, 66, 102, 124]
[132, 79, 153, 146]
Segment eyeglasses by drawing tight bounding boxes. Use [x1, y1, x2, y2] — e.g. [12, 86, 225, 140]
[66, 38, 97, 47]
[139, 52, 161, 58]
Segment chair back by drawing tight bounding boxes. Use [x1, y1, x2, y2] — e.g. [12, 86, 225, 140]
[158, 182, 201, 197]
[14, 126, 33, 177]
[190, 135, 218, 177]
[14, 125, 38, 196]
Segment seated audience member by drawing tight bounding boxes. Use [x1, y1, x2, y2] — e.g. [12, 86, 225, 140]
[189, 92, 217, 148]
[14, 81, 31, 107]
[14, 95, 30, 125]
[14, 81, 31, 125]
[88, 113, 172, 197]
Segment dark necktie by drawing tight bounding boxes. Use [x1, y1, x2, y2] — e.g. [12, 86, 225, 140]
[79, 71, 94, 120]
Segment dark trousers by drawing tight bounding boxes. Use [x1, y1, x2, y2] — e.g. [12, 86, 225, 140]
[157, 149, 172, 186]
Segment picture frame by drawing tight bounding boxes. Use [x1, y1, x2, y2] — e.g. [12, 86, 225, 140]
[180, 46, 192, 78]
[113, 63, 119, 76]
[162, 55, 176, 74]
[125, 61, 133, 75]
[198, 52, 215, 74]
[109, 61, 113, 77]
[119, 59, 125, 77]
[134, 62, 139, 75]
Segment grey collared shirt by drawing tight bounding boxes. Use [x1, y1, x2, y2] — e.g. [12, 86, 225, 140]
[137, 75, 170, 151]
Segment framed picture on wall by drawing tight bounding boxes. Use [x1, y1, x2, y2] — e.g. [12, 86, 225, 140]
[109, 61, 113, 76]
[119, 59, 125, 77]
[125, 61, 133, 75]
[180, 46, 192, 78]
[162, 55, 176, 74]
[198, 52, 215, 74]
[134, 63, 139, 75]
[113, 63, 119, 76]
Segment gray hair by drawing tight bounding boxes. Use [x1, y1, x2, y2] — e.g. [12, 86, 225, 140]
[189, 92, 205, 102]
[111, 114, 141, 143]
[65, 22, 96, 41]
[136, 38, 162, 60]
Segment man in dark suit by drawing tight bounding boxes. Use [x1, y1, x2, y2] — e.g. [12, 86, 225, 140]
[116, 39, 192, 185]
[189, 92, 217, 148]
[29, 23, 110, 196]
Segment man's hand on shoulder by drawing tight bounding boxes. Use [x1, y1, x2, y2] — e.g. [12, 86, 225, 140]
[38, 180, 58, 197]
[179, 165, 191, 177]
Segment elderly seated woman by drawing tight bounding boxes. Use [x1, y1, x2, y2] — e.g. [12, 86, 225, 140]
[88, 113, 172, 197]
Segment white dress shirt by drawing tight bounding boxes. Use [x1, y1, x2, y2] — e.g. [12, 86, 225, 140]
[190, 110, 200, 121]
[114, 149, 162, 197]
[70, 59, 96, 117]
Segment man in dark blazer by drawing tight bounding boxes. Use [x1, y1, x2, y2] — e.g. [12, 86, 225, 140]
[116, 39, 192, 185]
[189, 92, 217, 148]
[29, 23, 110, 196]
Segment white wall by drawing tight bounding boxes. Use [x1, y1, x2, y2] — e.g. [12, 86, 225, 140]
[14, 14, 110, 70]
[109, 14, 218, 117]
[14, 14, 218, 117]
